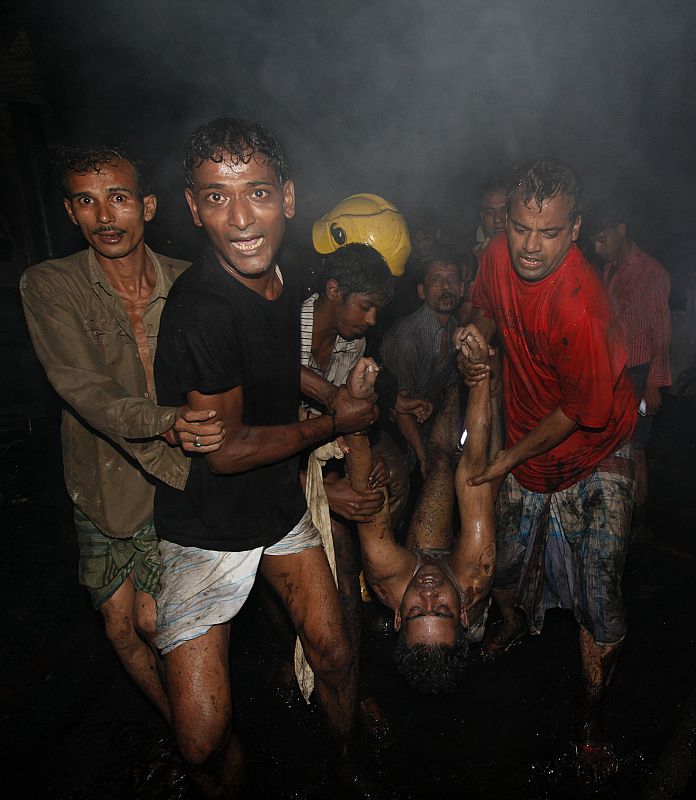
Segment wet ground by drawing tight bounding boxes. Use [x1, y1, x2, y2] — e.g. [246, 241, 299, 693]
[2, 394, 696, 799]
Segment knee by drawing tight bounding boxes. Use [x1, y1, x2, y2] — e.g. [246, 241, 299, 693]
[307, 631, 353, 686]
[176, 720, 231, 766]
[101, 601, 139, 655]
[133, 593, 157, 645]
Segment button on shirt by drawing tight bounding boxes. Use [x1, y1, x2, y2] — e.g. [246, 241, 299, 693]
[20, 246, 190, 538]
[380, 303, 457, 402]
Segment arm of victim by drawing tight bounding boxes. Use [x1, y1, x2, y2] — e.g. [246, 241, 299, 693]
[188, 381, 376, 475]
[468, 405, 578, 486]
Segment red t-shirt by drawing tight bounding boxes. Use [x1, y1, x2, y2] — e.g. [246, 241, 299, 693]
[471, 236, 636, 492]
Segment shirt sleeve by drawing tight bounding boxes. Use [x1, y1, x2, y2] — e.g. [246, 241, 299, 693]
[646, 266, 672, 387]
[20, 269, 177, 439]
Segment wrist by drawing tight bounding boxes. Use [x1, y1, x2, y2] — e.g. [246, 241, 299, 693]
[162, 428, 177, 445]
[326, 409, 338, 438]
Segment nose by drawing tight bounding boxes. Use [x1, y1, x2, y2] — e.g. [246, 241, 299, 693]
[365, 308, 377, 327]
[523, 230, 542, 254]
[96, 199, 114, 224]
[227, 198, 254, 230]
[494, 207, 506, 227]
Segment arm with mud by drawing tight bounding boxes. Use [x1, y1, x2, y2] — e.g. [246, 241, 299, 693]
[449, 325, 497, 629]
[343, 361, 416, 610]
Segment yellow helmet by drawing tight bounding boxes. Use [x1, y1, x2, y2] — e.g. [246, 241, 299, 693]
[312, 193, 411, 276]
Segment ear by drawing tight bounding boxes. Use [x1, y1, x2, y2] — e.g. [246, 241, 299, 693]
[417, 283, 426, 301]
[184, 187, 202, 228]
[393, 609, 402, 632]
[63, 198, 78, 226]
[282, 179, 296, 220]
[143, 194, 157, 222]
[571, 214, 582, 242]
[325, 278, 342, 303]
[617, 223, 627, 238]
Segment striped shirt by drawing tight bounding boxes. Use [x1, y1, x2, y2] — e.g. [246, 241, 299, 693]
[379, 303, 457, 402]
[603, 243, 671, 387]
[300, 293, 365, 413]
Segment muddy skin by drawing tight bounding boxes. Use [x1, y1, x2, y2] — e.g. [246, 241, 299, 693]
[575, 626, 622, 789]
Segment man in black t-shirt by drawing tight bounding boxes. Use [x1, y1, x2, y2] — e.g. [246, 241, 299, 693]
[154, 118, 379, 797]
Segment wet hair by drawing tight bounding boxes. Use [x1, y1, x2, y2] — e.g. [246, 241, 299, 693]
[393, 626, 469, 694]
[418, 249, 474, 285]
[509, 159, 583, 222]
[56, 145, 151, 198]
[318, 243, 394, 304]
[184, 117, 289, 187]
[584, 199, 627, 238]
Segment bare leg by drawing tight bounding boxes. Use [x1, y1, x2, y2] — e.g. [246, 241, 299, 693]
[405, 382, 460, 551]
[575, 626, 622, 787]
[164, 624, 244, 798]
[261, 546, 357, 744]
[100, 576, 171, 722]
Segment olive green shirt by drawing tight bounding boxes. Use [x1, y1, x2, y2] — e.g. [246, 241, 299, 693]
[20, 246, 191, 538]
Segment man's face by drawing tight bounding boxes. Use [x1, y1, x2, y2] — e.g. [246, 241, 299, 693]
[592, 225, 626, 263]
[185, 152, 295, 280]
[506, 188, 581, 282]
[63, 160, 155, 261]
[411, 227, 436, 260]
[334, 290, 384, 340]
[418, 260, 464, 315]
[395, 564, 463, 648]
[479, 189, 507, 239]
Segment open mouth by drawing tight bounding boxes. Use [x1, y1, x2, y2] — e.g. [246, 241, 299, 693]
[229, 236, 264, 253]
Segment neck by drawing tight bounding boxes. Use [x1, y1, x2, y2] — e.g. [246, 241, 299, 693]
[434, 309, 452, 328]
[311, 296, 340, 352]
[95, 241, 153, 296]
[217, 256, 281, 300]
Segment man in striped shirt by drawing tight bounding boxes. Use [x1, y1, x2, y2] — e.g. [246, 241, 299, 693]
[589, 207, 672, 509]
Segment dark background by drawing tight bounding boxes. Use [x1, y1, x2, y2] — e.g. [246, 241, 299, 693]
[2, 0, 696, 300]
[2, 3, 696, 798]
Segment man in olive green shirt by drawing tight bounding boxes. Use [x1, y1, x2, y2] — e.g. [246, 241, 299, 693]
[21, 146, 222, 721]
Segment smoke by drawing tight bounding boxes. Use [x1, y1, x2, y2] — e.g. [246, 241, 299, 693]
[19, 0, 696, 284]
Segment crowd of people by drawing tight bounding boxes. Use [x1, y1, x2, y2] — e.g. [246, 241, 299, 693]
[19, 117, 672, 799]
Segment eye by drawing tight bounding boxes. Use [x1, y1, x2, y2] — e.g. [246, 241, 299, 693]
[113, 194, 126, 203]
[78, 196, 93, 205]
[252, 188, 269, 199]
[543, 231, 559, 239]
[207, 192, 224, 203]
[330, 224, 347, 245]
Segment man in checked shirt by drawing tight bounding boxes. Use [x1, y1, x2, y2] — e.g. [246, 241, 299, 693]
[588, 203, 671, 514]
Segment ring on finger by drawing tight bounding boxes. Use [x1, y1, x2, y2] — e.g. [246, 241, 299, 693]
[194, 434, 202, 448]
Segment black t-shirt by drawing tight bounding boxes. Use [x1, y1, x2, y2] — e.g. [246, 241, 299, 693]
[154, 249, 307, 551]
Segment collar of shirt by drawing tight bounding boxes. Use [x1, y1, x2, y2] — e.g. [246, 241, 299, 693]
[87, 244, 170, 303]
[300, 293, 362, 374]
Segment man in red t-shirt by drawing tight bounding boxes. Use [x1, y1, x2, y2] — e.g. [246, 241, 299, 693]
[456, 159, 636, 791]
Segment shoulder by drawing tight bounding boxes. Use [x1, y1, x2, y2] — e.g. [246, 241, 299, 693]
[151, 250, 190, 282]
[21, 250, 91, 301]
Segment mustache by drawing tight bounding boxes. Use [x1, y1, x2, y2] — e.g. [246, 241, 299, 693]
[439, 291, 457, 301]
[92, 226, 126, 235]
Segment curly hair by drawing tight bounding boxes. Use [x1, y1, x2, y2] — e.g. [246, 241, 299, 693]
[509, 158, 583, 222]
[393, 626, 469, 694]
[317, 243, 393, 304]
[56, 145, 151, 198]
[184, 117, 289, 187]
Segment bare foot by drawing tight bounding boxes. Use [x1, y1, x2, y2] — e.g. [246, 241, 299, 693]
[574, 741, 619, 791]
